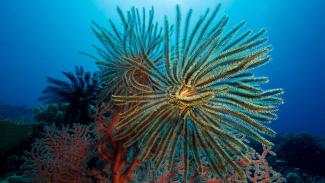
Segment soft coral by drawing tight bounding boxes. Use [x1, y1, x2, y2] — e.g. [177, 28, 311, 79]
[91, 103, 140, 183]
[21, 124, 95, 183]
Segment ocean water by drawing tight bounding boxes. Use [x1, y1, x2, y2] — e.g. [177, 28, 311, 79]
[1, 0, 325, 182]
[1, 0, 324, 135]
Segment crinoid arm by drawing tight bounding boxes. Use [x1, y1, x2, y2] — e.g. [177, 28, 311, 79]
[111, 4, 283, 180]
[87, 6, 164, 101]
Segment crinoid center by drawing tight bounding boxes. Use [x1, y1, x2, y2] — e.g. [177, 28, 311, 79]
[132, 68, 150, 83]
[168, 84, 215, 111]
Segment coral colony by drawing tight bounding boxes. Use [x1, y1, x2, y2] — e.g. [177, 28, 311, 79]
[22, 5, 284, 183]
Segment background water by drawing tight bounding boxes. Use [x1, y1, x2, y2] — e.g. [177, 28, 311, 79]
[0, 0, 324, 135]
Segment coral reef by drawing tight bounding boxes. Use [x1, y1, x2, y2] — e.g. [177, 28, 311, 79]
[0, 4, 291, 183]
[269, 134, 325, 182]
[89, 103, 140, 183]
[88, 103, 285, 183]
[0, 103, 33, 122]
[0, 118, 33, 177]
[21, 124, 95, 183]
[278, 134, 325, 176]
[32, 104, 65, 126]
[0, 118, 32, 154]
[165, 147, 284, 183]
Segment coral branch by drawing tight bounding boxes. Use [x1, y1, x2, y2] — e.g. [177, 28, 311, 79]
[21, 124, 94, 183]
[93, 103, 140, 183]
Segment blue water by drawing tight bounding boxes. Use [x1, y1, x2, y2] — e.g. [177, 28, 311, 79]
[0, 0, 324, 135]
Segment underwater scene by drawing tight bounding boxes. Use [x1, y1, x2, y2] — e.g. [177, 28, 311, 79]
[0, 0, 324, 182]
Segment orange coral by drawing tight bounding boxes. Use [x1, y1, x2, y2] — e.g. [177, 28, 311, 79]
[92, 103, 140, 183]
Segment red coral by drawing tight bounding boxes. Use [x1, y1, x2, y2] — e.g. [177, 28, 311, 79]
[196, 147, 285, 183]
[91, 103, 140, 183]
[242, 146, 285, 183]
[22, 124, 94, 183]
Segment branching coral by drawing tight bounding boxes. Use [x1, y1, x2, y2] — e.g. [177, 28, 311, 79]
[111, 4, 283, 179]
[21, 124, 95, 183]
[131, 144, 285, 182]
[90, 103, 140, 183]
[204, 147, 285, 182]
[242, 147, 285, 183]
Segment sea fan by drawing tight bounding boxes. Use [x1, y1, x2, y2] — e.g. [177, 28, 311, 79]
[39, 66, 100, 124]
[89, 7, 163, 100]
[111, 5, 283, 179]
[21, 124, 95, 183]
